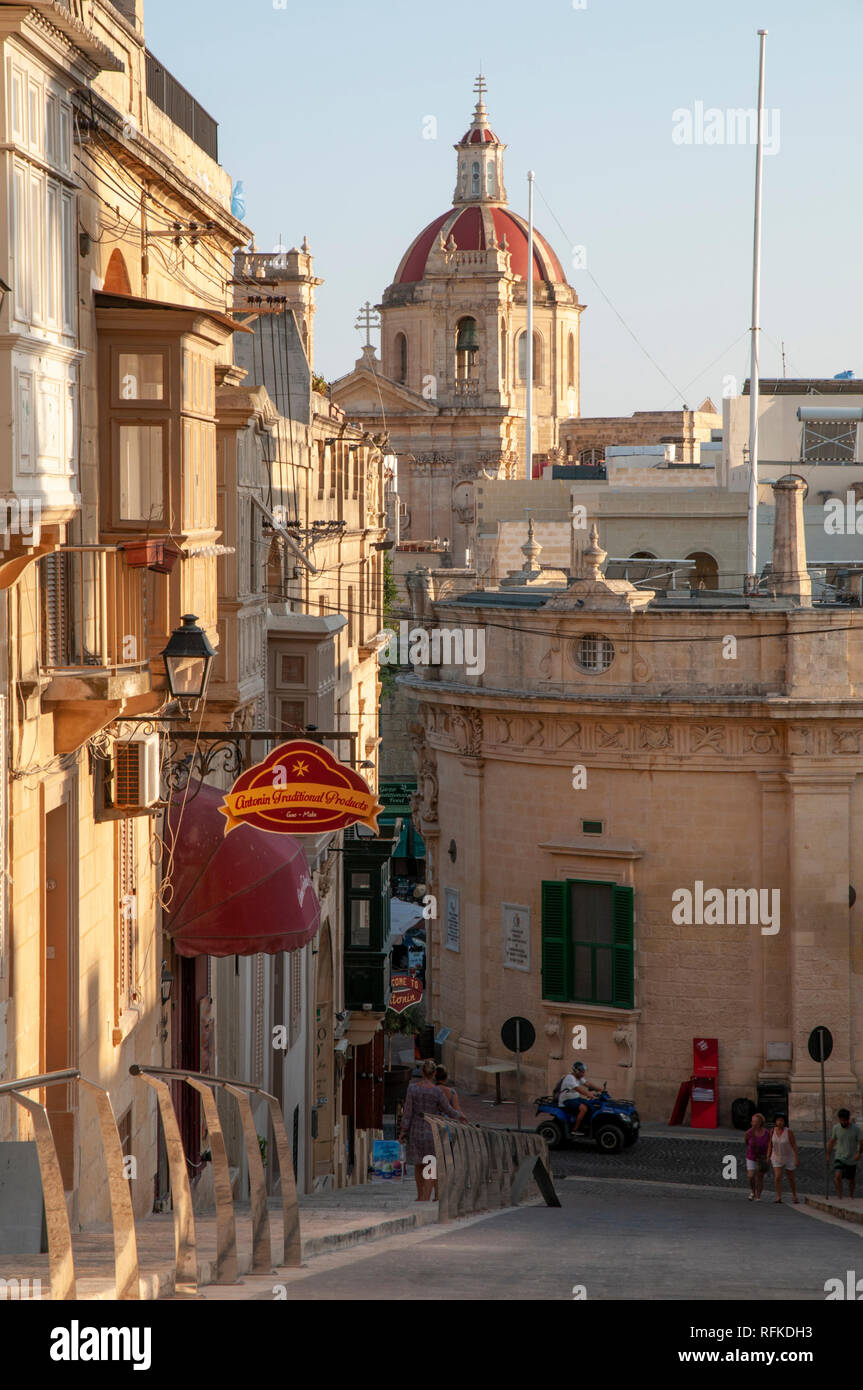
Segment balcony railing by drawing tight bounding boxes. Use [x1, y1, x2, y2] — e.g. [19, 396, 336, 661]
[454, 379, 480, 398]
[145, 50, 218, 161]
[39, 546, 147, 677]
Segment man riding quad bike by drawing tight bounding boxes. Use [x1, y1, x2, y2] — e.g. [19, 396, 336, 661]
[535, 1061, 640, 1153]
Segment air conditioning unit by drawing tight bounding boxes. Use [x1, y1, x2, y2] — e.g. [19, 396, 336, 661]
[112, 733, 160, 810]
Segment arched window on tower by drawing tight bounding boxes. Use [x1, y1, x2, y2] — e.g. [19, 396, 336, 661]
[517, 332, 542, 384]
[471, 161, 481, 197]
[686, 551, 719, 591]
[486, 161, 495, 196]
[455, 316, 480, 383]
[500, 319, 508, 388]
[460, 161, 467, 196]
[394, 332, 407, 384]
[567, 333, 575, 390]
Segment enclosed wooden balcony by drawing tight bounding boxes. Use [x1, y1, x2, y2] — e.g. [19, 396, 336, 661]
[39, 546, 153, 751]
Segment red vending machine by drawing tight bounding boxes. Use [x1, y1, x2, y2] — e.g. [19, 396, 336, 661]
[690, 1037, 719, 1128]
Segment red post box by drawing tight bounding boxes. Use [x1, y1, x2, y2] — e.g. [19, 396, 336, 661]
[690, 1037, 719, 1128]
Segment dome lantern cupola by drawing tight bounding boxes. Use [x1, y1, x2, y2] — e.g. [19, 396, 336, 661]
[453, 75, 507, 207]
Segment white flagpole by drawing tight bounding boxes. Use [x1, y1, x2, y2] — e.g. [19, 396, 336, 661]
[746, 30, 768, 591]
[526, 170, 535, 482]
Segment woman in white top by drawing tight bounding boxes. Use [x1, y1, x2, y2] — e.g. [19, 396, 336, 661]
[767, 1113, 800, 1204]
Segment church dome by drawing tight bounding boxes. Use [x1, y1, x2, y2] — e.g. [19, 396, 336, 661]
[394, 204, 567, 286]
[392, 78, 569, 288]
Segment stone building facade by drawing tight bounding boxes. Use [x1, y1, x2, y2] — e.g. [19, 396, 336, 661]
[0, 0, 389, 1243]
[404, 494, 863, 1126]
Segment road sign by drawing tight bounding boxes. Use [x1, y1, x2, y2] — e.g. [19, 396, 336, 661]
[501, 1016, 536, 1053]
[808, 1026, 834, 1201]
[500, 1017, 535, 1133]
[807, 1026, 833, 1063]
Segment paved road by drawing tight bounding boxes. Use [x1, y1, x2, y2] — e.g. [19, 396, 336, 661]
[272, 1181, 862, 1301]
[551, 1133, 830, 1192]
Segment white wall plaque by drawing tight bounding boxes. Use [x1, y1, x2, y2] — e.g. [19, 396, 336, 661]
[502, 903, 530, 972]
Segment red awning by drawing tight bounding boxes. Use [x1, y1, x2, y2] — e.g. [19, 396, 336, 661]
[164, 782, 321, 957]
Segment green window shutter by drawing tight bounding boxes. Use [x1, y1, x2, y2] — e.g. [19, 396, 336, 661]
[542, 880, 571, 1001]
[611, 885, 635, 1008]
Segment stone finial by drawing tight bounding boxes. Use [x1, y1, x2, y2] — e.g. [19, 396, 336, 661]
[583, 523, 607, 580]
[302, 235, 310, 253]
[521, 515, 542, 573]
[549, 520, 653, 611]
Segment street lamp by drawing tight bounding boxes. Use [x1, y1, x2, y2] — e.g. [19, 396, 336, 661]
[161, 614, 215, 702]
[160, 960, 174, 1006]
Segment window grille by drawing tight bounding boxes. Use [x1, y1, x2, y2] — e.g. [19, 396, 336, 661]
[574, 633, 614, 672]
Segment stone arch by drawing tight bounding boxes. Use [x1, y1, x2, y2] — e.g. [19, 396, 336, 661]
[455, 316, 479, 382]
[394, 331, 407, 384]
[517, 330, 543, 384]
[686, 550, 719, 590]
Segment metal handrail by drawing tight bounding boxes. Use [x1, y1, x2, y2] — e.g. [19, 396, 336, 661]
[0, 1068, 139, 1299]
[426, 1117, 554, 1224]
[0, 1067, 79, 1096]
[130, 1064, 301, 1276]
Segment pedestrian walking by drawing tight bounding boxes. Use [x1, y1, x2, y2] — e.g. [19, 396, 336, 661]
[767, 1113, 799, 1204]
[435, 1065, 467, 1119]
[745, 1112, 770, 1201]
[826, 1108, 862, 1201]
[399, 1059, 461, 1201]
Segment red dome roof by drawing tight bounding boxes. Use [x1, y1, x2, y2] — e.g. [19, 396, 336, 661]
[461, 127, 500, 144]
[394, 205, 567, 286]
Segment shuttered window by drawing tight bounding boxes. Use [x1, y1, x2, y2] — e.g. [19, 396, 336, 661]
[289, 951, 302, 1047]
[541, 879, 634, 1007]
[117, 818, 138, 1013]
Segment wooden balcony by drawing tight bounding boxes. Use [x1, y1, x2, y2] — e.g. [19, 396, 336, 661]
[38, 546, 153, 751]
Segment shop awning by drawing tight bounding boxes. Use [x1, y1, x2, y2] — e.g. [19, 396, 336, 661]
[164, 782, 320, 957]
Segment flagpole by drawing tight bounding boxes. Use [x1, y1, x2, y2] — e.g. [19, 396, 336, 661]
[526, 170, 535, 482]
[746, 30, 768, 592]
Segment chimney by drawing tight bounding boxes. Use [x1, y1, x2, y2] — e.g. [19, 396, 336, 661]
[770, 475, 811, 606]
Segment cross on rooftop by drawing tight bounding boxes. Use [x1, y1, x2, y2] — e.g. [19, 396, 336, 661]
[474, 74, 487, 102]
[355, 300, 381, 347]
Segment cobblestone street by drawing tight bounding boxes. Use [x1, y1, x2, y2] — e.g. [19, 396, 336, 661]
[550, 1133, 829, 1192]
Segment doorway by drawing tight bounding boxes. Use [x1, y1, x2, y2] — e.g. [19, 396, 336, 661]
[45, 801, 75, 1190]
[313, 924, 334, 1179]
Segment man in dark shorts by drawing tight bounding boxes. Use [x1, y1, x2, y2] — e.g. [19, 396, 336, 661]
[826, 1108, 862, 1200]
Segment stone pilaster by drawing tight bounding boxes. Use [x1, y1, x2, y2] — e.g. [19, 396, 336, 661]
[785, 773, 860, 1120]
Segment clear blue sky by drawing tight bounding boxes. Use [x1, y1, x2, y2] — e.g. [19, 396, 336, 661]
[144, 0, 862, 416]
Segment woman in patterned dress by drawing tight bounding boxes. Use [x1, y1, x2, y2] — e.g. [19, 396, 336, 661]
[399, 1059, 461, 1200]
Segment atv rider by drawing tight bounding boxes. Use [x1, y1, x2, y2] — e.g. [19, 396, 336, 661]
[558, 1061, 602, 1134]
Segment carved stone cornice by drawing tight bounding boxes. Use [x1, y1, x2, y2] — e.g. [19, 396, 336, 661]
[412, 700, 863, 769]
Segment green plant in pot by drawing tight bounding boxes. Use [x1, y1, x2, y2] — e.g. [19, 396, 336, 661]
[383, 1002, 423, 1073]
